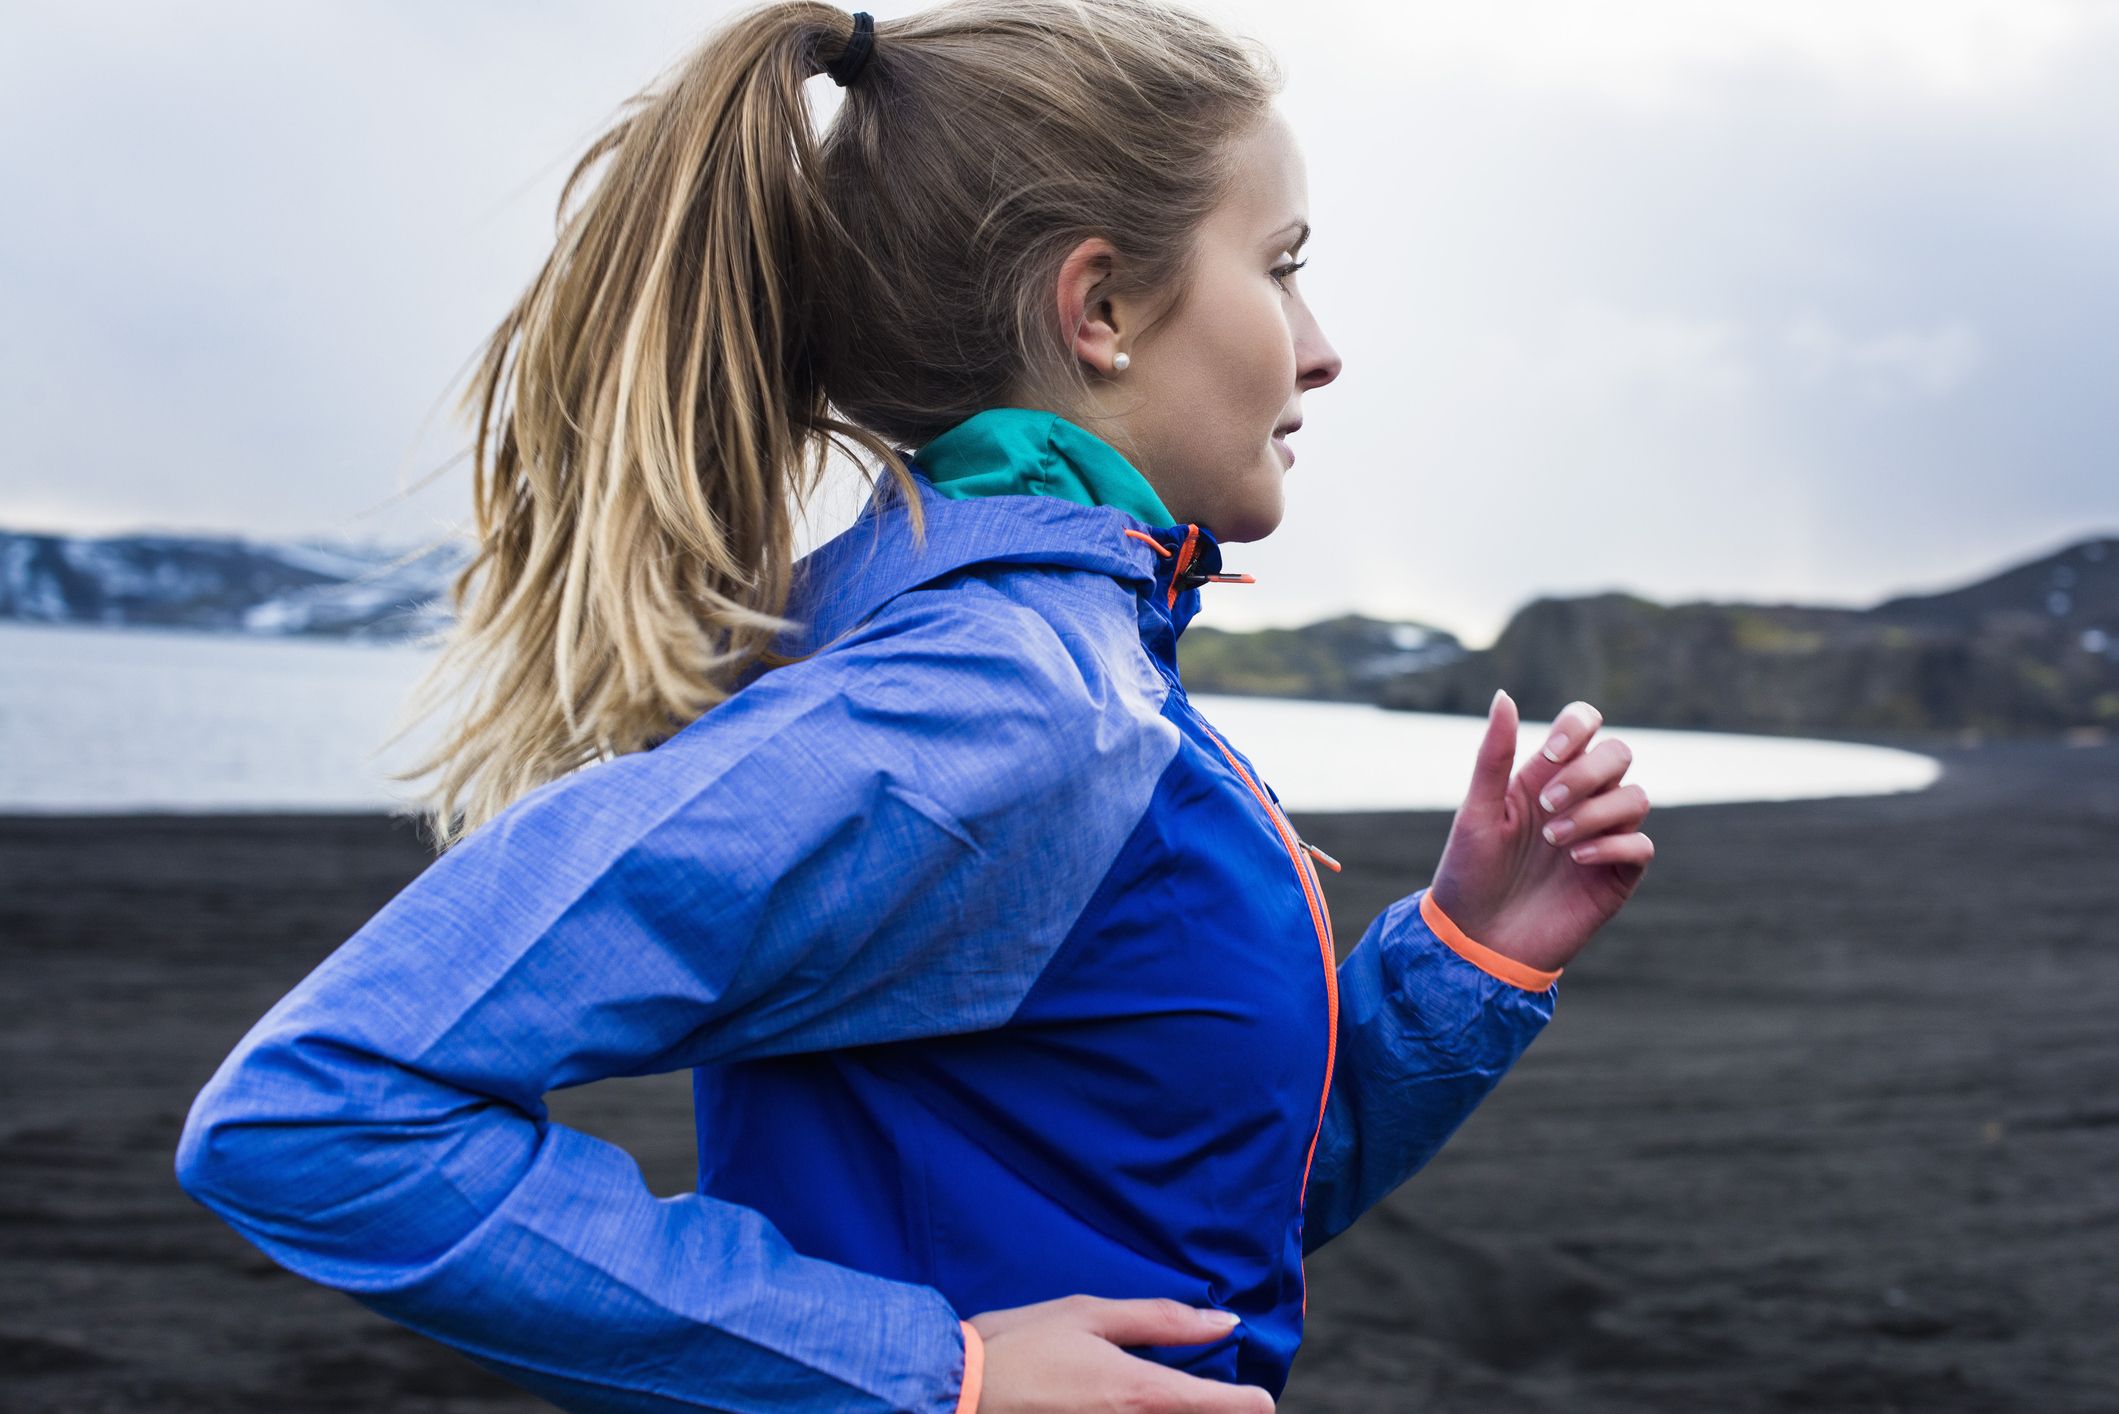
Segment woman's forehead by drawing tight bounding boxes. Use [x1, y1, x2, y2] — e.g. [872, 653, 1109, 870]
[1212, 115, 1308, 237]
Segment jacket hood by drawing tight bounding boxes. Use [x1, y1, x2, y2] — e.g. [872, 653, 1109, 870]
[779, 467, 1234, 661]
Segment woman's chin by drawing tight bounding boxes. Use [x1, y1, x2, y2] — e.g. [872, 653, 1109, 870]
[1207, 481, 1287, 543]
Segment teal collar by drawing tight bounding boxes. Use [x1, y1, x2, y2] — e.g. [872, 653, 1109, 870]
[910, 407, 1173, 526]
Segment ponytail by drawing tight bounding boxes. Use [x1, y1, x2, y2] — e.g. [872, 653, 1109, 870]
[385, 2, 920, 850]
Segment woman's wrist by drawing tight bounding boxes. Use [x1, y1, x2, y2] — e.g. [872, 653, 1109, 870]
[1420, 887, 1562, 993]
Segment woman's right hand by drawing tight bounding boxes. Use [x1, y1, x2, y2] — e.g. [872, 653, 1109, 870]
[967, 1294, 1273, 1412]
[1425, 691, 1653, 975]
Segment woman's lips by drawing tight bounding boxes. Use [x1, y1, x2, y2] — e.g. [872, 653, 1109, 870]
[1273, 433, 1295, 467]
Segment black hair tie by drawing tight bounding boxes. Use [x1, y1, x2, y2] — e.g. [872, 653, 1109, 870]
[824, 11, 875, 87]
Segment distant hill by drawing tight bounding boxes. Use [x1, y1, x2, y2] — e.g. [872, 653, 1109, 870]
[1373, 535, 2118, 739]
[1177, 614, 1467, 701]
[0, 529, 469, 640]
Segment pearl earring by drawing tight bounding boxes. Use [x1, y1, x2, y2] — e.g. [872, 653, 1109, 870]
[1113, 352, 1131, 372]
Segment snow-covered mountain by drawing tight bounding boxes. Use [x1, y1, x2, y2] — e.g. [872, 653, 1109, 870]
[0, 529, 471, 641]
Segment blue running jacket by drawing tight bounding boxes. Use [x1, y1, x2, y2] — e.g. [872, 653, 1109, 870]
[175, 413, 1560, 1412]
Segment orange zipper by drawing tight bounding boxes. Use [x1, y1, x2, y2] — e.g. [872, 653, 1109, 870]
[1145, 523, 1334, 1312]
[1195, 720, 1338, 1317]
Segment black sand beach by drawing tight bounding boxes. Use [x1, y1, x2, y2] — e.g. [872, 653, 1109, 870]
[4, 737, 2116, 1411]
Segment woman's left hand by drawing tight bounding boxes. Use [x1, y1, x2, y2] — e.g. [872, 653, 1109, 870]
[1426, 689, 1653, 975]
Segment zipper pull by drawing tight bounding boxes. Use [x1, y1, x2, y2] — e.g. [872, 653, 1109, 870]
[1201, 572, 1256, 585]
[1299, 838, 1342, 874]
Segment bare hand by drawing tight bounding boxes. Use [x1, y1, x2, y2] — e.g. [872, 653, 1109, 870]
[968, 1294, 1272, 1413]
[1428, 690, 1653, 974]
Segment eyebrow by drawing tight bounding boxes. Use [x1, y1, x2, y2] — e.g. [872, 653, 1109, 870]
[1270, 220, 1310, 253]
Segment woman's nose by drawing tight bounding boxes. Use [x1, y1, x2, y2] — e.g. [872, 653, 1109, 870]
[1299, 330, 1343, 391]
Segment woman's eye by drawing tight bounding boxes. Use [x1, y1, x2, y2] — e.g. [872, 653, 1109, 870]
[1270, 259, 1308, 291]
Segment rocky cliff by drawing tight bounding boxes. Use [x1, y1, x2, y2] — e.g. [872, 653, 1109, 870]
[1373, 536, 2118, 737]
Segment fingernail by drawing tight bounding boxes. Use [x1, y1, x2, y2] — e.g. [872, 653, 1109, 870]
[1543, 818, 1573, 845]
[1569, 844, 1596, 863]
[1539, 783, 1569, 812]
[1205, 1309, 1241, 1326]
[1542, 733, 1569, 762]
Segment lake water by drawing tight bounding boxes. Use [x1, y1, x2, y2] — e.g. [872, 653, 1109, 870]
[0, 622, 1940, 814]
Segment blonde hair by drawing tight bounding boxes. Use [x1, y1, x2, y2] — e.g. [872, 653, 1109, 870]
[385, 0, 1281, 850]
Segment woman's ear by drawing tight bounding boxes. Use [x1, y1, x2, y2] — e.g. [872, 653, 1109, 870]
[1055, 236, 1125, 373]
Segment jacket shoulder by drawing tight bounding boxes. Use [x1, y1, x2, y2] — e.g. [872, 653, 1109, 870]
[629, 563, 1178, 877]
[845, 560, 1170, 713]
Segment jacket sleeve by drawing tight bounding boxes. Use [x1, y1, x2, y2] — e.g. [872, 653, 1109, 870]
[1300, 887, 1558, 1256]
[172, 589, 1171, 1414]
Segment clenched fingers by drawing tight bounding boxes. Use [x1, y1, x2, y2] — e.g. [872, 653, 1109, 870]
[1539, 781, 1651, 849]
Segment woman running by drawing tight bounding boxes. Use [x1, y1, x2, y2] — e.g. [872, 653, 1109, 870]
[175, 2, 1654, 1410]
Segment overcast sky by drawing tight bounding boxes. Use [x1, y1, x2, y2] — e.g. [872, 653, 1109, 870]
[4, 1, 2114, 647]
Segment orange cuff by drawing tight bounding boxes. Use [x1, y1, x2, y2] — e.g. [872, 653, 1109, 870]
[955, 1319, 985, 1413]
[1419, 890, 1562, 993]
